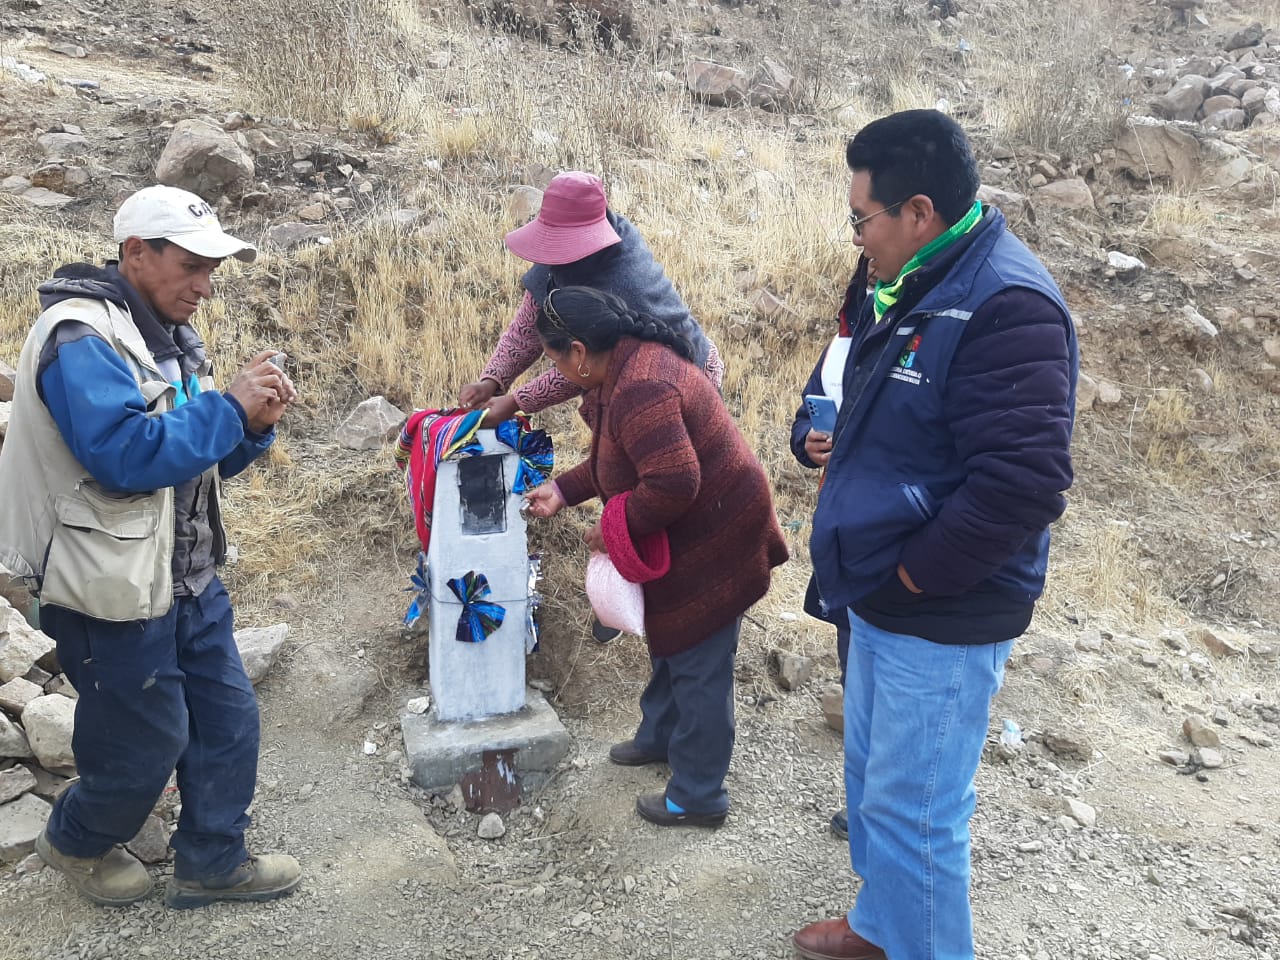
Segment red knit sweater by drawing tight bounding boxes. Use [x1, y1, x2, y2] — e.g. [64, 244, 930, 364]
[556, 339, 789, 656]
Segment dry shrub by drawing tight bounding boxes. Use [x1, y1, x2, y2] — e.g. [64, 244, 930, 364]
[218, 0, 430, 134]
[977, 0, 1131, 157]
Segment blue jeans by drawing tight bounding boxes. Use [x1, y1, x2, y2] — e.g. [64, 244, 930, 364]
[844, 610, 1014, 960]
[41, 577, 260, 881]
[632, 618, 740, 815]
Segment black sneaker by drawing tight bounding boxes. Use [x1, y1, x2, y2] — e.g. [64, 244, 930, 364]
[635, 793, 726, 828]
[591, 618, 623, 643]
[830, 808, 849, 840]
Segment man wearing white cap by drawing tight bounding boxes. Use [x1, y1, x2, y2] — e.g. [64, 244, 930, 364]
[0, 185, 301, 908]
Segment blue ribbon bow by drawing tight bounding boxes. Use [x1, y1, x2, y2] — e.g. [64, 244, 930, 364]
[495, 418, 554, 495]
[447, 571, 506, 643]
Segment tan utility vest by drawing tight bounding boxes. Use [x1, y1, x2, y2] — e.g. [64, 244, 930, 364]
[0, 296, 182, 621]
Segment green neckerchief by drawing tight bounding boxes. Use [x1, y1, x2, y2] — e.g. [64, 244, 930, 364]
[872, 200, 983, 323]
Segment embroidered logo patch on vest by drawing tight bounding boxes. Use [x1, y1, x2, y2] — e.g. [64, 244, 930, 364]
[889, 333, 924, 385]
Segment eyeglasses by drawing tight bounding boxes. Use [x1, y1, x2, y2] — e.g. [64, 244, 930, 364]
[847, 199, 906, 235]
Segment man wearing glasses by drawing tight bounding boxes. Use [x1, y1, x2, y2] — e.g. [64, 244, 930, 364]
[793, 110, 1078, 960]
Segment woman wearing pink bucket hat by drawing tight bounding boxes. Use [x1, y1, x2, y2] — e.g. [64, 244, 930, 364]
[458, 171, 723, 424]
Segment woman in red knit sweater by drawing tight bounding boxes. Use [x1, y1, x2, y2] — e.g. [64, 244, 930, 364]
[525, 286, 788, 827]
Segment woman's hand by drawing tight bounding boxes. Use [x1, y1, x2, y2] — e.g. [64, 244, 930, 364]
[804, 429, 833, 466]
[583, 521, 605, 554]
[459, 378, 499, 409]
[480, 394, 519, 427]
[524, 483, 565, 519]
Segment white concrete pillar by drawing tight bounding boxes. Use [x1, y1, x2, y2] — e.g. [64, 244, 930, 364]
[426, 429, 528, 721]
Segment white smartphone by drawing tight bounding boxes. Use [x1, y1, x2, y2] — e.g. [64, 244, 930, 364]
[804, 394, 838, 435]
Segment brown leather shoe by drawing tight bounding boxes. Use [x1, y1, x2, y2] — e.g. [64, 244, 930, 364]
[793, 917, 886, 960]
[607, 739, 665, 766]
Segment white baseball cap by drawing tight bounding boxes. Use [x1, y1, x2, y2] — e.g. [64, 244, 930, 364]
[113, 185, 257, 263]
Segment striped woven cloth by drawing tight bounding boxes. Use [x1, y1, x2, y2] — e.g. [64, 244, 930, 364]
[395, 407, 485, 554]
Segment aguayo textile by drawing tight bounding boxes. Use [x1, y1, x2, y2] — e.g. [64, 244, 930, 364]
[395, 407, 485, 555]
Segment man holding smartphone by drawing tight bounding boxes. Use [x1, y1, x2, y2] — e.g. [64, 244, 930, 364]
[0, 185, 301, 909]
[791, 111, 1078, 960]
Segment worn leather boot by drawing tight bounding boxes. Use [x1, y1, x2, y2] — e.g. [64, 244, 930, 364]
[36, 830, 153, 906]
[793, 917, 886, 960]
[165, 853, 301, 909]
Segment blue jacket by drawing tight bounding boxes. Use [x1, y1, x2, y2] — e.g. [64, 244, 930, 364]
[811, 208, 1077, 618]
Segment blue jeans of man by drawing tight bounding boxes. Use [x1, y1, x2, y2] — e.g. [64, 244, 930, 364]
[40, 577, 259, 881]
[844, 610, 1014, 960]
[631, 618, 740, 815]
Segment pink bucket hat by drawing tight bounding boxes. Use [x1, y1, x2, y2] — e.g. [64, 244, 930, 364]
[504, 171, 622, 266]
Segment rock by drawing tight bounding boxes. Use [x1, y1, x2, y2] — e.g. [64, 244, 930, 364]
[1107, 251, 1146, 278]
[1041, 731, 1093, 761]
[1241, 87, 1269, 120]
[1075, 372, 1099, 411]
[0, 793, 51, 861]
[0, 605, 57, 683]
[1176, 304, 1218, 338]
[507, 185, 542, 223]
[43, 675, 76, 700]
[1034, 178, 1095, 212]
[1152, 75, 1209, 122]
[477, 812, 505, 839]
[1239, 729, 1273, 747]
[125, 814, 171, 863]
[1183, 715, 1221, 747]
[47, 43, 87, 58]
[976, 184, 1029, 221]
[234, 623, 290, 685]
[685, 60, 750, 107]
[1016, 839, 1044, 853]
[21, 695, 76, 773]
[1193, 626, 1242, 656]
[1211, 706, 1231, 727]
[27, 765, 71, 801]
[1114, 117, 1201, 184]
[772, 651, 812, 692]
[17, 186, 75, 208]
[1096, 380, 1123, 405]
[265, 222, 331, 251]
[748, 60, 796, 111]
[335, 396, 407, 450]
[240, 129, 280, 154]
[1202, 94, 1242, 115]
[37, 132, 90, 158]
[1194, 746, 1224, 768]
[1203, 109, 1247, 131]
[0, 712, 33, 758]
[747, 288, 786, 318]
[1063, 797, 1096, 828]
[0, 766, 37, 804]
[1158, 748, 1190, 766]
[0, 677, 44, 716]
[155, 119, 255, 199]
[406, 696, 431, 715]
[297, 202, 327, 222]
[820, 683, 843, 733]
[1074, 628, 1104, 653]
[1, 175, 32, 195]
[1225, 22, 1264, 51]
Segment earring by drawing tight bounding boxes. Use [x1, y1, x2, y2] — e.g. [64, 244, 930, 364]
[577, 364, 591, 378]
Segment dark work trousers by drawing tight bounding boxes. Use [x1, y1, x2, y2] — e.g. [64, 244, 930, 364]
[40, 577, 259, 881]
[632, 618, 740, 815]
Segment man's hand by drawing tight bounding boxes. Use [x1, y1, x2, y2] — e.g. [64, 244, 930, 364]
[805, 429, 834, 466]
[897, 563, 923, 594]
[523, 483, 565, 519]
[480, 394, 519, 427]
[583, 521, 605, 554]
[459, 378, 499, 409]
[228, 349, 296, 433]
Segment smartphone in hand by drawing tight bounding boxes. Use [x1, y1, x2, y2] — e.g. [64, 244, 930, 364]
[804, 394, 838, 435]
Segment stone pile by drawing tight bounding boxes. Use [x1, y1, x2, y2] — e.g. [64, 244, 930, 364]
[1134, 24, 1280, 132]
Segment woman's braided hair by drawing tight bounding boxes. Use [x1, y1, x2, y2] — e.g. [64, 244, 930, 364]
[535, 285, 695, 363]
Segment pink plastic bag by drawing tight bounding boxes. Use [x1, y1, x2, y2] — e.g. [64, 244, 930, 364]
[585, 551, 645, 636]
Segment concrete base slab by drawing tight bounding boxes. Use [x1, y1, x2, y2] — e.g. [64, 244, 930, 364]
[401, 688, 571, 796]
